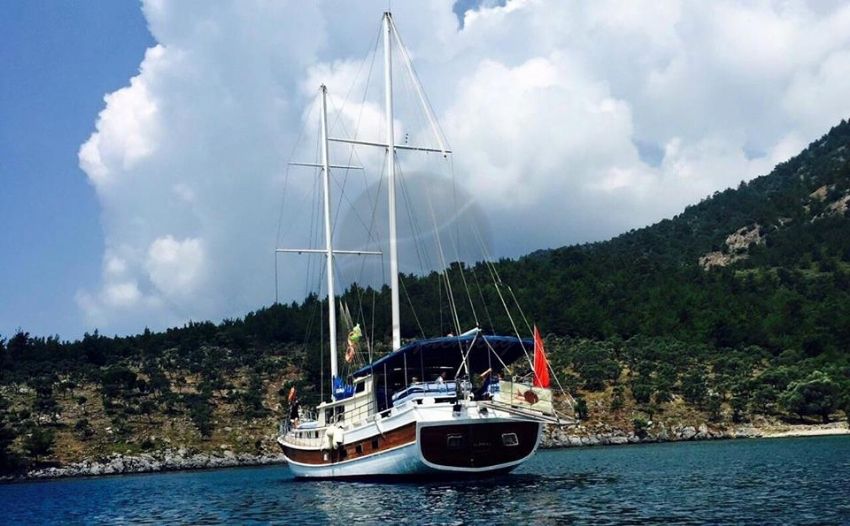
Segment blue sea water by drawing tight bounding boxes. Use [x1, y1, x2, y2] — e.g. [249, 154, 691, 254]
[1, 436, 849, 525]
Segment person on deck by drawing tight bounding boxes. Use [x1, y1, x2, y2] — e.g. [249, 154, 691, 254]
[289, 398, 300, 427]
[474, 369, 493, 400]
[435, 371, 447, 392]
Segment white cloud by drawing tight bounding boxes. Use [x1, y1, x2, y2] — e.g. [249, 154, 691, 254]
[145, 235, 207, 297]
[784, 49, 850, 135]
[79, 45, 165, 188]
[103, 282, 143, 308]
[442, 54, 637, 210]
[104, 253, 129, 278]
[75, 0, 850, 334]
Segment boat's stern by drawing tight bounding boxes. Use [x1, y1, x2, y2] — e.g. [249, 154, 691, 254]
[417, 419, 542, 473]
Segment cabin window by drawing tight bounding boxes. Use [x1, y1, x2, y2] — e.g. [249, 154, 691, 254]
[355, 444, 363, 455]
[371, 438, 379, 450]
[325, 409, 334, 424]
[502, 433, 519, 447]
[355, 382, 366, 393]
[447, 434, 464, 449]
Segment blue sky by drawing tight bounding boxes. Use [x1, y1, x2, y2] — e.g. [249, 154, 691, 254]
[1, 1, 153, 339]
[3, 1, 850, 341]
[0, 1, 482, 340]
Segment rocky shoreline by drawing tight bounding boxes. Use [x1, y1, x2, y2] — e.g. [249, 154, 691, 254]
[541, 421, 850, 448]
[2, 448, 288, 483]
[3, 422, 847, 483]
[541, 422, 758, 448]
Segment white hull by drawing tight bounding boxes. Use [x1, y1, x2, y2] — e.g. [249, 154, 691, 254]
[286, 442, 422, 478]
[279, 401, 544, 479]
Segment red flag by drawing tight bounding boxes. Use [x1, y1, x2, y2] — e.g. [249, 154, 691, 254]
[533, 325, 550, 388]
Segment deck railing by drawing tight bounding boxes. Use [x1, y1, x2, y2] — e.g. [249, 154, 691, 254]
[391, 381, 459, 405]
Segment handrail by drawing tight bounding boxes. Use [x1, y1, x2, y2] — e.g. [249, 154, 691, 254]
[391, 381, 457, 402]
[479, 400, 571, 425]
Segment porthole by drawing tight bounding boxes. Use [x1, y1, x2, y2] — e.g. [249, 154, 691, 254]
[447, 434, 464, 449]
[502, 432, 519, 447]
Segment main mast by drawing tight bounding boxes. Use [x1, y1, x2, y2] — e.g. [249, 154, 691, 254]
[320, 84, 339, 385]
[384, 12, 401, 351]
[303, 12, 448, 355]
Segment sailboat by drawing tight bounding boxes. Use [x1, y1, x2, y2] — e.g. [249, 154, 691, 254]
[276, 12, 571, 478]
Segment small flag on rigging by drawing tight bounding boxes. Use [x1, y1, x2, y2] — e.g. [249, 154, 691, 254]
[345, 323, 362, 363]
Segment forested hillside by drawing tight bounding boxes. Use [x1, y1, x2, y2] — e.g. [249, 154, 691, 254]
[3, 119, 850, 474]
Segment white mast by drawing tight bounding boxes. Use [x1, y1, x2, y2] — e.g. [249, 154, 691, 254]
[320, 84, 339, 387]
[384, 12, 401, 351]
[280, 86, 383, 402]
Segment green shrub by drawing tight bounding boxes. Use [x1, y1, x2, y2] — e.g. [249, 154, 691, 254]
[780, 371, 841, 423]
[632, 416, 649, 438]
[23, 427, 55, 461]
[74, 418, 94, 439]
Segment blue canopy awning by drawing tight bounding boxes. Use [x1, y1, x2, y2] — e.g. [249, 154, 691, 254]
[352, 333, 533, 380]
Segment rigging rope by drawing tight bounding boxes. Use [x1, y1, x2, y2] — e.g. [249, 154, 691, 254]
[276, 93, 319, 248]
[389, 17, 451, 152]
[448, 156, 479, 329]
[471, 218, 535, 372]
[275, 92, 321, 303]
[469, 261, 496, 333]
[302, 127, 323, 300]
[393, 157, 428, 339]
[424, 182, 462, 336]
[398, 275, 426, 339]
